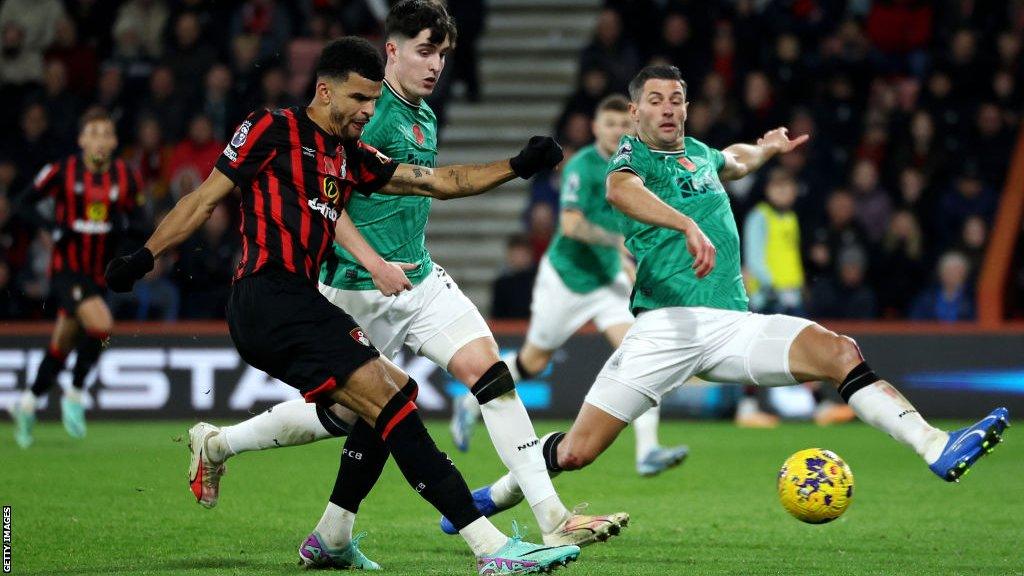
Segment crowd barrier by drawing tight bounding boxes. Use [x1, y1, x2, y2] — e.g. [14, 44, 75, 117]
[0, 321, 1021, 420]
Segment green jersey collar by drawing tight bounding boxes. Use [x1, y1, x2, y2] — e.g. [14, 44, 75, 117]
[383, 79, 422, 110]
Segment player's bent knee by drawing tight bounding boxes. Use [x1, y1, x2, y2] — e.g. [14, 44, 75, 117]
[470, 361, 516, 404]
[559, 445, 597, 471]
[833, 335, 863, 374]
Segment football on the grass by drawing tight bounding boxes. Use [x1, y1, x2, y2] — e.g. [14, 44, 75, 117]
[778, 448, 854, 524]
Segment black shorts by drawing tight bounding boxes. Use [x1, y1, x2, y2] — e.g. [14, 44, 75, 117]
[227, 268, 380, 403]
[50, 272, 105, 315]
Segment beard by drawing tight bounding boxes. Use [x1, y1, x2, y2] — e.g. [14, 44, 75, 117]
[329, 105, 352, 142]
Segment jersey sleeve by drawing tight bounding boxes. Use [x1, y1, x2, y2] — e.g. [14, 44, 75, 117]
[709, 146, 726, 172]
[31, 161, 62, 198]
[347, 141, 399, 195]
[215, 109, 280, 186]
[606, 137, 649, 183]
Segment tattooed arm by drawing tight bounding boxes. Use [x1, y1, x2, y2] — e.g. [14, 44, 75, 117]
[376, 160, 517, 200]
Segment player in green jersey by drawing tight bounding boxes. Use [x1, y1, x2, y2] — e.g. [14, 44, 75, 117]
[464, 65, 1009, 513]
[185, 1, 627, 566]
[452, 95, 689, 478]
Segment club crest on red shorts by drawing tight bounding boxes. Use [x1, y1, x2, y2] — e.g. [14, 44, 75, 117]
[350, 328, 370, 347]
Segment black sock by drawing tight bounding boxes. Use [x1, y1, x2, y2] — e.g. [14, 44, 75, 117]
[30, 347, 67, 397]
[838, 362, 880, 403]
[375, 390, 481, 531]
[72, 332, 107, 390]
[542, 432, 566, 472]
[329, 379, 419, 513]
[315, 405, 352, 438]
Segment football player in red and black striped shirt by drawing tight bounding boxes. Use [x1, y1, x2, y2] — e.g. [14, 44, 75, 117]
[106, 37, 579, 572]
[10, 109, 146, 448]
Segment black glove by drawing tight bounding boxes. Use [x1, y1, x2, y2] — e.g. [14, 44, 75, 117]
[509, 136, 564, 179]
[105, 247, 155, 293]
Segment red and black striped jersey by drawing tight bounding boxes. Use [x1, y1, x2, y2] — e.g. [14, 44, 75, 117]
[30, 155, 143, 286]
[216, 107, 398, 283]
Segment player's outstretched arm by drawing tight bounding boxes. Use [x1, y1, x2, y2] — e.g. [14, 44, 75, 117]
[560, 209, 622, 247]
[607, 171, 716, 278]
[333, 212, 416, 296]
[719, 127, 808, 181]
[105, 169, 235, 292]
[378, 136, 563, 200]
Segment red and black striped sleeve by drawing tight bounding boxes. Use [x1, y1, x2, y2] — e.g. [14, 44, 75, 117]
[31, 160, 63, 198]
[347, 141, 398, 195]
[215, 109, 281, 186]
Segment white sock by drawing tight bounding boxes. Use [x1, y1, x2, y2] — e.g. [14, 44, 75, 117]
[501, 351, 522, 383]
[846, 380, 948, 463]
[633, 405, 660, 462]
[216, 399, 333, 462]
[315, 502, 356, 549]
[19, 390, 36, 412]
[64, 388, 82, 403]
[460, 517, 509, 556]
[461, 392, 482, 420]
[489, 471, 524, 508]
[478, 391, 569, 534]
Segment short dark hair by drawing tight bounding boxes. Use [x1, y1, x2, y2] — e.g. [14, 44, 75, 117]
[628, 65, 687, 102]
[315, 36, 385, 83]
[596, 94, 629, 114]
[386, 0, 457, 46]
[79, 107, 113, 132]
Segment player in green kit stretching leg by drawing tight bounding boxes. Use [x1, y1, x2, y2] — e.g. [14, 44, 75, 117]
[186, 1, 627, 568]
[452, 94, 689, 478]
[456, 65, 1009, 523]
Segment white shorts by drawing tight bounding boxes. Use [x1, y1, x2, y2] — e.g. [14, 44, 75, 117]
[525, 256, 635, 350]
[585, 307, 815, 422]
[318, 264, 492, 370]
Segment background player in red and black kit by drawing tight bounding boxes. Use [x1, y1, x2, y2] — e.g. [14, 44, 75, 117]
[9, 109, 146, 449]
[104, 37, 581, 573]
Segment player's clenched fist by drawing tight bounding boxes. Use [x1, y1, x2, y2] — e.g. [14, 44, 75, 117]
[105, 247, 155, 292]
[509, 136, 564, 179]
[681, 217, 716, 279]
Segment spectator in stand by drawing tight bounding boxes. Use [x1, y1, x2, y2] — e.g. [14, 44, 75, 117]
[166, 12, 217, 106]
[113, 0, 169, 62]
[255, 66, 300, 111]
[39, 60, 82, 153]
[94, 65, 134, 139]
[200, 64, 238, 142]
[743, 169, 805, 315]
[122, 115, 172, 210]
[0, 0, 65, 86]
[910, 251, 975, 321]
[229, 34, 262, 108]
[956, 215, 988, 282]
[46, 16, 99, 100]
[0, 260, 24, 319]
[740, 71, 782, 142]
[555, 66, 611, 141]
[167, 114, 223, 202]
[936, 163, 997, 249]
[3, 104, 57, 188]
[229, 0, 293, 61]
[526, 202, 556, 263]
[137, 65, 187, 141]
[579, 8, 640, 94]
[815, 188, 871, 264]
[655, 13, 708, 91]
[449, 0, 486, 103]
[490, 234, 538, 319]
[174, 202, 237, 319]
[808, 246, 877, 319]
[876, 209, 928, 317]
[970, 102, 1014, 186]
[849, 159, 892, 244]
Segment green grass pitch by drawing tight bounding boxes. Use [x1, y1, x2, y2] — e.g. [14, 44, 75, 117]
[1, 419, 1021, 575]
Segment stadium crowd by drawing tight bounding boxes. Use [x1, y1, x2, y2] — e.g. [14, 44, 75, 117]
[507, 0, 1024, 321]
[0, 0, 485, 320]
[0, 0, 1022, 323]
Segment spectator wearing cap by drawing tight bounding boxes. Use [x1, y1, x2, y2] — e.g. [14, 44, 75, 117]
[909, 251, 975, 321]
